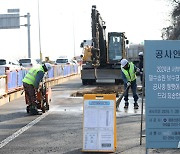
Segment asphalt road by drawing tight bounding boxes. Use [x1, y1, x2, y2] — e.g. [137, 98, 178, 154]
[0, 76, 179, 154]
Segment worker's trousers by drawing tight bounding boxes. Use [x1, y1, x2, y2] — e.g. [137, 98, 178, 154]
[123, 79, 138, 102]
[23, 82, 37, 106]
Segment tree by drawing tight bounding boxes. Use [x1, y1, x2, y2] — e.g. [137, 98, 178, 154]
[162, 0, 180, 39]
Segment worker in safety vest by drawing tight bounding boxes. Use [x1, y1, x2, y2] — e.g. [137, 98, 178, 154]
[42, 56, 54, 64]
[22, 63, 52, 114]
[138, 52, 144, 85]
[120, 59, 139, 109]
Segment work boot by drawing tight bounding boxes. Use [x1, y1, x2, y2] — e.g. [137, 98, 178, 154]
[124, 102, 129, 109]
[134, 102, 139, 109]
[30, 105, 39, 115]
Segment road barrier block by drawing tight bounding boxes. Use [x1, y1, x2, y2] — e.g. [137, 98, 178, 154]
[0, 95, 9, 107]
[9, 89, 24, 102]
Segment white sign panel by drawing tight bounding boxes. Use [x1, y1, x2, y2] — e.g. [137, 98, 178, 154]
[83, 100, 114, 151]
[0, 14, 20, 29]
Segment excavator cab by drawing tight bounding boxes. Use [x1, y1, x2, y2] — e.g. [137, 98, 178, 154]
[107, 32, 128, 65]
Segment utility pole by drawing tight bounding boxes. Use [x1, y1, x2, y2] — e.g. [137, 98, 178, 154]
[38, 0, 42, 62]
[26, 13, 31, 58]
[73, 23, 76, 57]
[23, 13, 31, 58]
[72, 12, 76, 57]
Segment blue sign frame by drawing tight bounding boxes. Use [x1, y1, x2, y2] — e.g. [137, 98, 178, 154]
[145, 40, 180, 148]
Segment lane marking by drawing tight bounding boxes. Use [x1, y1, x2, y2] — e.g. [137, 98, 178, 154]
[0, 110, 51, 149]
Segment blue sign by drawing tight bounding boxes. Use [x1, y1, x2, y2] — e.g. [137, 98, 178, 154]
[89, 100, 110, 106]
[145, 40, 180, 148]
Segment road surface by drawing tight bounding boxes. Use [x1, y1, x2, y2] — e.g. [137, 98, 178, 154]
[0, 76, 178, 154]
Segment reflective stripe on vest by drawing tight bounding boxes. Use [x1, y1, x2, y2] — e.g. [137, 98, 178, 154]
[121, 62, 136, 82]
[22, 66, 44, 86]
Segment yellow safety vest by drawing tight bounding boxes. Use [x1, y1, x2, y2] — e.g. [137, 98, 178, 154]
[121, 62, 136, 82]
[22, 66, 44, 86]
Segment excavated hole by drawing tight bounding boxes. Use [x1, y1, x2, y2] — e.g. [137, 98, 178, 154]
[70, 85, 124, 97]
[70, 85, 143, 97]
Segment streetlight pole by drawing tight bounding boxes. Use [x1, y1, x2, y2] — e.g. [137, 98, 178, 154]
[73, 22, 76, 57]
[27, 13, 31, 58]
[72, 12, 76, 57]
[38, 0, 42, 62]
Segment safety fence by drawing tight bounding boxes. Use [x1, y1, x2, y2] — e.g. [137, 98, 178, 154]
[0, 64, 79, 98]
[0, 75, 7, 97]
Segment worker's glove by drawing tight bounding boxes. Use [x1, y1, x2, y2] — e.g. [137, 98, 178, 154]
[35, 88, 40, 93]
[39, 82, 42, 88]
[140, 71, 143, 74]
[37, 88, 41, 92]
[127, 82, 131, 87]
[35, 88, 38, 93]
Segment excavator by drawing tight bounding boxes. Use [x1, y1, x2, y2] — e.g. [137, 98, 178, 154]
[80, 5, 129, 85]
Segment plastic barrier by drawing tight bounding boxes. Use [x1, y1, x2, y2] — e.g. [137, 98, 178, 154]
[73, 65, 78, 74]
[48, 66, 54, 78]
[73, 65, 77, 74]
[0, 67, 6, 75]
[63, 65, 69, 77]
[0, 75, 7, 96]
[63, 65, 67, 77]
[7, 70, 18, 90]
[17, 69, 27, 87]
[53, 65, 63, 78]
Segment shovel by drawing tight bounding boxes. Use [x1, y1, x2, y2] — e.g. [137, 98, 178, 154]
[116, 85, 130, 109]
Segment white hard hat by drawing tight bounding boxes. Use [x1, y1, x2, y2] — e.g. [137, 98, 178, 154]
[44, 63, 52, 71]
[120, 59, 128, 67]
[138, 52, 143, 56]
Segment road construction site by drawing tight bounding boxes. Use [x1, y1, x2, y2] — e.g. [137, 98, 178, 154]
[0, 75, 179, 154]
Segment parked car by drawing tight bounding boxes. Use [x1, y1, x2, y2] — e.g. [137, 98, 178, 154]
[55, 58, 70, 65]
[0, 59, 21, 75]
[18, 58, 40, 68]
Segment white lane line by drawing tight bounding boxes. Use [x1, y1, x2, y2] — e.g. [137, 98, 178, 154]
[0, 110, 51, 149]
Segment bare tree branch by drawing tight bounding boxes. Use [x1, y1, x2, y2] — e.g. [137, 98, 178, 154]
[161, 0, 180, 39]
[173, 0, 180, 3]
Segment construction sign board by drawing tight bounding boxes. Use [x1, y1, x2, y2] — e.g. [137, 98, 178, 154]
[82, 94, 117, 152]
[0, 14, 20, 29]
[145, 40, 180, 148]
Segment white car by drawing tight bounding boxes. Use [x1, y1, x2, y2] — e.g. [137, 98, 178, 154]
[0, 59, 21, 75]
[55, 58, 70, 65]
[18, 58, 40, 68]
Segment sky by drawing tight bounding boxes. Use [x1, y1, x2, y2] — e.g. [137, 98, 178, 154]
[0, 0, 173, 60]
